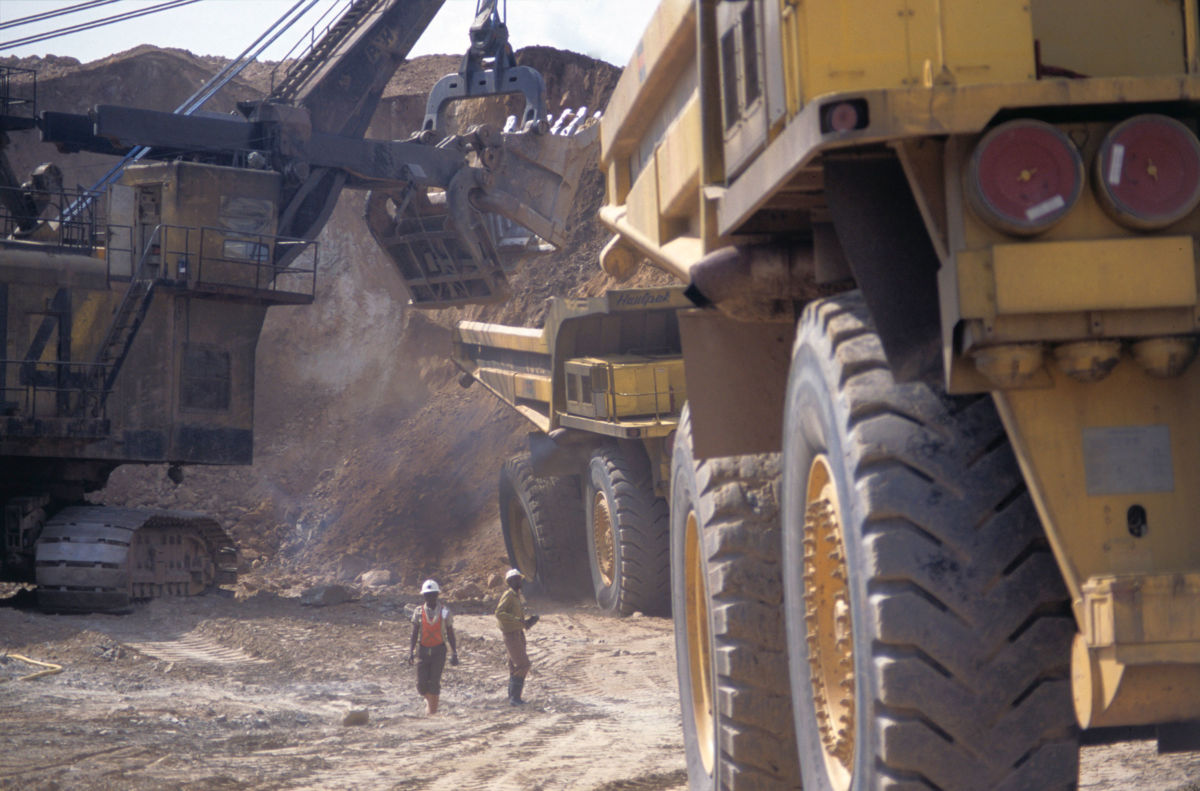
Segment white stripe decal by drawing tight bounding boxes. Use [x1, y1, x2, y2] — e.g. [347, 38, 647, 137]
[1108, 144, 1125, 186]
[1025, 194, 1066, 221]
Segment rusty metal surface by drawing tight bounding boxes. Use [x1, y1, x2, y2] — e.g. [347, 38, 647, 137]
[34, 506, 236, 613]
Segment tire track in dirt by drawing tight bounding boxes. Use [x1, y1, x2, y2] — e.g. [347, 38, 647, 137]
[393, 612, 685, 791]
[122, 633, 270, 665]
[0, 601, 688, 791]
[0, 744, 151, 784]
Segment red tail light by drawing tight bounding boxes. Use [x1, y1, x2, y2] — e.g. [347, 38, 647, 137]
[1096, 114, 1200, 230]
[967, 119, 1084, 235]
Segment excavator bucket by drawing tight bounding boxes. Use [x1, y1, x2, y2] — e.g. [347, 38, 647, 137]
[367, 108, 600, 309]
[477, 109, 600, 251]
[364, 0, 600, 309]
[366, 182, 511, 307]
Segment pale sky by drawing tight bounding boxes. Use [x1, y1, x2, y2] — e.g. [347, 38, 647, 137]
[0, 0, 657, 67]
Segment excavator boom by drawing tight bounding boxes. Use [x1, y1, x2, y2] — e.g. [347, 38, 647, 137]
[0, 0, 597, 611]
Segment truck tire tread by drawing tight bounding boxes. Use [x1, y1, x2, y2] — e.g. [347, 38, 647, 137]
[784, 292, 1078, 791]
[672, 407, 802, 790]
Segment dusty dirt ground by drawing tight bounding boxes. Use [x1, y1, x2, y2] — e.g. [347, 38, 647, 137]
[0, 584, 687, 791]
[2, 583, 1199, 791]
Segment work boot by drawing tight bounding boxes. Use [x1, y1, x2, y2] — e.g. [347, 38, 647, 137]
[509, 675, 526, 705]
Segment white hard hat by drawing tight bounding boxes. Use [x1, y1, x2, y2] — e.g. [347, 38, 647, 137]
[505, 568, 523, 581]
[421, 579, 440, 594]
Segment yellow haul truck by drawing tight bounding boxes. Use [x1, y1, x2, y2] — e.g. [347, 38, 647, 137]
[452, 286, 690, 614]
[582, 0, 1200, 789]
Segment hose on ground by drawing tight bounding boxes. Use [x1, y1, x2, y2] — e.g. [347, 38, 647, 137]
[0, 652, 63, 682]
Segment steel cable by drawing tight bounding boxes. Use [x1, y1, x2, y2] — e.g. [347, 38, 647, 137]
[0, 0, 203, 50]
[0, 0, 122, 32]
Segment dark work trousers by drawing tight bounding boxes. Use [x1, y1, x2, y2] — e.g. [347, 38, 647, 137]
[416, 643, 448, 695]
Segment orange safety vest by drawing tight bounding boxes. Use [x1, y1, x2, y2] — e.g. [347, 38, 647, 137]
[420, 606, 445, 647]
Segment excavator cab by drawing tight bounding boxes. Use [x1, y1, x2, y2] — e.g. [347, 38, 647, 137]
[366, 0, 599, 308]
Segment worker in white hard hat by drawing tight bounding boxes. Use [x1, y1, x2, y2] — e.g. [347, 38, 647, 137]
[408, 578, 458, 715]
[494, 568, 538, 705]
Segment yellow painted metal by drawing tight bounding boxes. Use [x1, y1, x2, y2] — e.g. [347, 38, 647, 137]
[1073, 634, 1200, 728]
[474, 368, 552, 405]
[565, 355, 686, 421]
[626, 157, 663, 248]
[597, 204, 704, 282]
[683, 508, 716, 776]
[454, 321, 548, 354]
[942, 121, 1200, 371]
[950, 248, 994, 320]
[972, 343, 1044, 388]
[592, 0, 1200, 736]
[1132, 336, 1199, 378]
[929, 0, 1033, 85]
[804, 455, 855, 791]
[954, 237, 1199, 324]
[1053, 341, 1122, 383]
[994, 356, 1200, 727]
[992, 360, 1200, 607]
[120, 161, 281, 288]
[990, 237, 1197, 315]
[68, 293, 111, 364]
[557, 413, 678, 440]
[600, 0, 695, 167]
[794, 0, 908, 94]
[1081, 573, 1200, 664]
[779, 0, 804, 118]
[471, 368, 553, 434]
[784, 0, 1031, 99]
[655, 94, 702, 218]
[1189, 0, 1200, 73]
[600, 236, 640, 281]
[1033, 0, 1187, 78]
[592, 491, 616, 588]
[0, 249, 109, 286]
[1074, 566, 1200, 727]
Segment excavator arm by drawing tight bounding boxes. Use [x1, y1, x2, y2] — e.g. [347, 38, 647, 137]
[35, 0, 598, 306]
[0, 0, 597, 612]
[259, 0, 445, 251]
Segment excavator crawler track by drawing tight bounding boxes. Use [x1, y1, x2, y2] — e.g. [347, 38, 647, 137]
[34, 506, 237, 613]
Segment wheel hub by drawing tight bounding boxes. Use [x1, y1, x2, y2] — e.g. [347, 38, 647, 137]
[683, 510, 715, 775]
[592, 492, 616, 587]
[804, 455, 855, 791]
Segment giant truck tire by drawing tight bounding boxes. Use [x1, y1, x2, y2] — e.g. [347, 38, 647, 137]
[498, 453, 588, 599]
[781, 292, 1079, 791]
[670, 406, 803, 791]
[584, 443, 670, 616]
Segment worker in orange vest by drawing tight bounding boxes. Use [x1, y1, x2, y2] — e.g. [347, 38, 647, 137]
[407, 579, 459, 715]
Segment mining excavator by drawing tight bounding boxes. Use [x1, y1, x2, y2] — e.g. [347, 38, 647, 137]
[0, 0, 596, 612]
